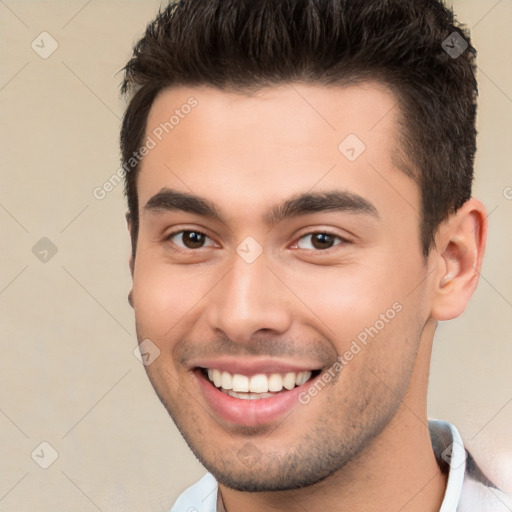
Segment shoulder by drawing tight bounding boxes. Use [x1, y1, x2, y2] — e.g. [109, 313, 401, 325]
[429, 419, 511, 512]
[170, 473, 218, 512]
[458, 452, 512, 512]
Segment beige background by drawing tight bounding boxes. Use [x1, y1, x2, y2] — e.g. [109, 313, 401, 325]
[0, 1, 511, 510]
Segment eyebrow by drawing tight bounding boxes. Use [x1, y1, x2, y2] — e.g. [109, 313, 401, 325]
[265, 190, 379, 224]
[145, 188, 224, 222]
[144, 188, 380, 225]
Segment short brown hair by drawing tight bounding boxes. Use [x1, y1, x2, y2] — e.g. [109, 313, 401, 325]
[120, 0, 477, 257]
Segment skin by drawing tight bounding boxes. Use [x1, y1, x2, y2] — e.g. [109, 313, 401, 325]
[128, 83, 487, 511]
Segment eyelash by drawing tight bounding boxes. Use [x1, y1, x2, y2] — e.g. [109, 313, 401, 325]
[164, 229, 348, 252]
[293, 231, 347, 251]
[164, 230, 217, 252]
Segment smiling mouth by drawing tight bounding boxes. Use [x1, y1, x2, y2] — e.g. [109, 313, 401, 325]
[201, 368, 321, 400]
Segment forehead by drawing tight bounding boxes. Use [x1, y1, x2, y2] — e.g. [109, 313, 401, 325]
[137, 82, 417, 223]
[144, 82, 399, 155]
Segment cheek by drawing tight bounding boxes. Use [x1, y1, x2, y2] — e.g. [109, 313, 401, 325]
[132, 254, 213, 338]
[282, 256, 426, 377]
[284, 262, 404, 340]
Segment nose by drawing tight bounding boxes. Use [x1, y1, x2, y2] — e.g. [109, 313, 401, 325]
[205, 253, 293, 343]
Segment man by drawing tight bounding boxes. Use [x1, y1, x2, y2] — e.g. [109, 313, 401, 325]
[120, 0, 511, 510]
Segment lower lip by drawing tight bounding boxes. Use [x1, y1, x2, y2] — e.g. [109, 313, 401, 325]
[195, 370, 315, 426]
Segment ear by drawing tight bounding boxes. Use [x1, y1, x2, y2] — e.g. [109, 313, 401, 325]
[429, 198, 487, 321]
[126, 211, 135, 278]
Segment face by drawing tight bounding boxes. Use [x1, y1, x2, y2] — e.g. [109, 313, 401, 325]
[130, 83, 434, 491]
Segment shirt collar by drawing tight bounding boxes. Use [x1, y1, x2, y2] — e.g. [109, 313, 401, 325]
[430, 420, 467, 512]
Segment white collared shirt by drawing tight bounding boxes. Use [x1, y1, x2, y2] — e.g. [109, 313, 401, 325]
[170, 420, 511, 512]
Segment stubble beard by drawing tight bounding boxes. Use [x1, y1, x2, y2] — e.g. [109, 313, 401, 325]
[148, 362, 411, 493]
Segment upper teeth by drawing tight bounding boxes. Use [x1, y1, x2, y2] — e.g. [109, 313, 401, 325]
[207, 369, 312, 393]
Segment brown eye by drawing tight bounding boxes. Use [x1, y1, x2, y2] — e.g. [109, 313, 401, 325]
[169, 230, 214, 249]
[296, 232, 344, 250]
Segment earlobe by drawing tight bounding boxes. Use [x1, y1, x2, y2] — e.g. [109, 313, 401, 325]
[430, 198, 487, 321]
